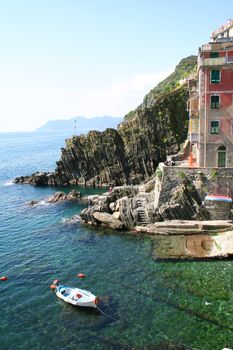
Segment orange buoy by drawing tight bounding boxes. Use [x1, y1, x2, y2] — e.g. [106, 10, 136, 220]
[0, 276, 8, 281]
[77, 273, 86, 278]
[50, 284, 56, 290]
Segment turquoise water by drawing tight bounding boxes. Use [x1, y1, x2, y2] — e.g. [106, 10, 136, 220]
[0, 132, 233, 350]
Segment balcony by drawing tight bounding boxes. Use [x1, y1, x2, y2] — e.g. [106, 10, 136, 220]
[198, 56, 233, 67]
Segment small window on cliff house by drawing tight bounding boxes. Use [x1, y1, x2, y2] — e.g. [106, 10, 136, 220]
[211, 95, 220, 109]
[211, 70, 220, 84]
[210, 52, 219, 58]
[210, 120, 219, 134]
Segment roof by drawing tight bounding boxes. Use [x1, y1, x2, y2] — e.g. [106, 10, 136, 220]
[211, 19, 233, 39]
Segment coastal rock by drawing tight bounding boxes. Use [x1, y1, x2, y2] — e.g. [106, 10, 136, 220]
[47, 190, 81, 203]
[118, 196, 137, 228]
[14, 171, 70, 186]
[154, 182, 209, 222]
[80, 175, 212, 231]
[28, 190, 82, 206]
[109, 202, 116, 212]
[93, 212, 123, 229]
[54, 82, 189, 186]
[47, 191, 67, 203]
[80, 186, 138, 227]
[112, 211, 121, 219]
[80, 186, 152, 229]
[66, 190, 82, 200]
[28, 200, 38, 206]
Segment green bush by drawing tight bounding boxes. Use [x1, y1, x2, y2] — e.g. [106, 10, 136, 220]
[210, 169, 218, 180]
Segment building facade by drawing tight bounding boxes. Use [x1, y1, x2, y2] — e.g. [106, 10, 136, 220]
[189, 19, 233, 168]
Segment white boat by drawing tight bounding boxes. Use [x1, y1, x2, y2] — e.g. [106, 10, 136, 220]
[56, 284, 99, 308]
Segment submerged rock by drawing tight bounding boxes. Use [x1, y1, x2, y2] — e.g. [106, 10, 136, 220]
[28, 200, 38, 206]
[152, 228, 233, 260]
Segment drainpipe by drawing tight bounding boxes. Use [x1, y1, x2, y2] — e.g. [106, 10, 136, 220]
[204, 68, 207, 167]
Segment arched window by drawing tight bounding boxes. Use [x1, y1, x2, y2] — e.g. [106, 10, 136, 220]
[218, 145, 226, 167]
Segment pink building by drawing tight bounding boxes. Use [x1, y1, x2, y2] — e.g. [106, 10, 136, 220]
[189, 19, 233, 167]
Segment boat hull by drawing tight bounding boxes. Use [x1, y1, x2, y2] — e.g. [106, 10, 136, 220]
[56, 285, 98, 308]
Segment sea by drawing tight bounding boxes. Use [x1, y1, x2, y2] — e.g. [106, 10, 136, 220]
[0, 131, 233, 350]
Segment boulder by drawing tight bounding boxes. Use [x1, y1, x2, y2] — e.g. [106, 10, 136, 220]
[93, 212, 123, 229]
[109, 202, 116, 212]
[47, 191, 67, 203]
[112, 211, 121, 219]
[67, 190, 82, 200]
[28, 200, 38, 206]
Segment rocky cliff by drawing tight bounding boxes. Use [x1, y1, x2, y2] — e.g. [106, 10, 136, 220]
[55, 56, 197, 186]
[15, 56, 197, 187]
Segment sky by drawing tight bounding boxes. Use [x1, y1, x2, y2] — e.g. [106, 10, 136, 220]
[0, 0, 232, 132]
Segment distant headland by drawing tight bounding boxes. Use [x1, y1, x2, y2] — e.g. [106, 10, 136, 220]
[36, 116, 123, 135]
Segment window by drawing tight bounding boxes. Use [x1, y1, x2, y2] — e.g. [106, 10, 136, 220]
[211, 95, 220, 109]
[218, 146, 226, 167]
[211, 70, 220, 83]
[210, 121, 219, 134]
[210, 52, 219, 58]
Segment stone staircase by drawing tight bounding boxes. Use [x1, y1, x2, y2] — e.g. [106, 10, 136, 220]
[136, 186, 149, 225]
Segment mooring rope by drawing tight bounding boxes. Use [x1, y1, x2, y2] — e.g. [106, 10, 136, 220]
[95, 304, 117, 321]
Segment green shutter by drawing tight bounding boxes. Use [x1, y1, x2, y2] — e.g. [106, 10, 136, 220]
[210, 121, 219, 134]
[210, 52, 219, 58]
[218, 151, 226, 167]
[211, 70, 220, 83]
[211, 95, 220, 108]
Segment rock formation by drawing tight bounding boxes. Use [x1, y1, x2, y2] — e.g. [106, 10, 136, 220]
[14, 172, 70, 187]
[80, 186, 139, 229]
[153, 181, 209, 221]
[15, 56, 197, 187]
[28, 190, 81, 206]
[79, 179, 209, 230]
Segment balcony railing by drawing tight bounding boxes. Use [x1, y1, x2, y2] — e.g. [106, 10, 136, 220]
[198, 56, 233, 67]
